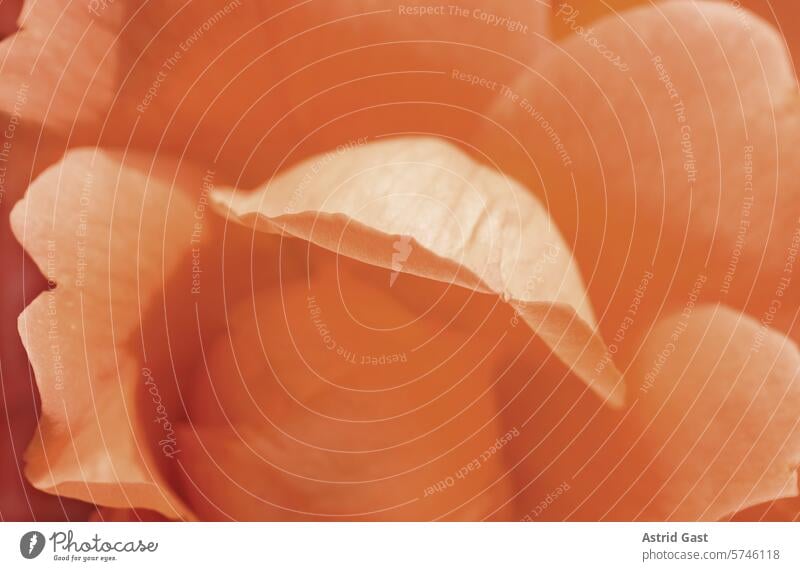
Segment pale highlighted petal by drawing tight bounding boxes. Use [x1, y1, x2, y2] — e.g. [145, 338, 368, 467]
[213, 137, 624, 406]
[10, 150, 198, 519]
[485, 1, 800, 348]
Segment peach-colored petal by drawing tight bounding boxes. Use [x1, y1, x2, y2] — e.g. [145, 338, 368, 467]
[553, 0, 800, 70]
[0, 2, 120, 139]
[177, 255, 520, 520]
[213, 137, 624, 406]
[495, 305, 800, 522]
[623, 304, 800, 520]
[484, 1, 800, 350]
[10, 149, 200, 519]
[0, 121, 87, 519]
[0, 1, 549, 184]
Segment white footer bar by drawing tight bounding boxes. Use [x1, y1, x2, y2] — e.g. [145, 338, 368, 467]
[1, 522, 797, 570]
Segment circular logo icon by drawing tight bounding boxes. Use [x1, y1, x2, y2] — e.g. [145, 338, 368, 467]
[20, 531, 46, 559]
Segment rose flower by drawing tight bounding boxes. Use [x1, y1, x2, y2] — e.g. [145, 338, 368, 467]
[1, 1, 799, 521]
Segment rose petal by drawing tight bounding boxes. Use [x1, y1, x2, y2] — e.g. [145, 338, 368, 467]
[177, 251, 521, 520]
[552, 0, 800, 70]
[0, 2, 121, 140]
[0, 120, 90, 519]
[623, 304, 800, 521]
[484, 1, 800, 350]
[496, 304, 800, 521]
[213, 137, 624, 406]
[10, 149, 199, 519]
[0, 1, 549, 184]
